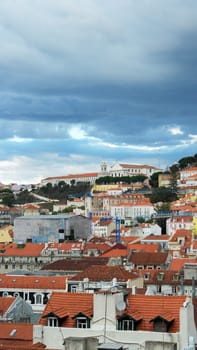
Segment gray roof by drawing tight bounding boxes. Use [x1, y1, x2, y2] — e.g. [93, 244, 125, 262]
[14, 214, 85, 220]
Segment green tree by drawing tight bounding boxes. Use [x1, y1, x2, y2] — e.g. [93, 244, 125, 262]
[2, 193, 15, 207]
[178, 156, 195, 169]
[150, 172, 163, 188]
[169, 163, 179, 200]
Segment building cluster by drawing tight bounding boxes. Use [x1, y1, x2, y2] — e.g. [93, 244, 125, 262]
[0, 164, 197, 349]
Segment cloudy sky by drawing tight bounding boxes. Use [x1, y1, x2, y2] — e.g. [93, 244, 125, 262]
[0, 0, 197, 184]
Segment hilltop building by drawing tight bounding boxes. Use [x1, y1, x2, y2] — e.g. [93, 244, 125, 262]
[109, 162, 162, 178]
[40, 162, 162, 188]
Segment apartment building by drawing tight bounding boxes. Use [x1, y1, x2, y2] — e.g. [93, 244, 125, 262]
[34, 290, 197, 350]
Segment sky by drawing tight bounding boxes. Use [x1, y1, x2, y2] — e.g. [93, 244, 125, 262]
[1, 0, 197, 184]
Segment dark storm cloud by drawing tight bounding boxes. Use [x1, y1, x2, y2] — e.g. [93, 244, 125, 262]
[0, 0, 197, 183]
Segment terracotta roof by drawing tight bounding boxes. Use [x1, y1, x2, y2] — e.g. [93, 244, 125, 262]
[125, 294, 186, 332]
[120, 236, 140, 244]
[140, 269, 183, 285]
[0, 275, 67, 290]
[128, 243, 160, 253]
[128, 252, 169, 266]
[23, 204, 40, 209]
[83, 242, 110, 252]
[0, 243, 45, 257]
[168, 229, 192, 244]
[193, 240, 197, 250]
[142, 234, 169, 241]
[0, 323, 35, 349]
[68, 265, 135, 282]
[99, 243, 128, 258]
[112, 199, 152, 207]
[43, 172, 98, 181]
[41, 257, 109, 272]
[0, 296, 16, 315]
[169, 258, 197, 271]
[98, 220, 113, 226]
[180, 166, 197, 172]
[47, 241, 83, 251]
[100, 249, 128, 258]
[40, 292, 93, 327]
[0, 322, 33, 340]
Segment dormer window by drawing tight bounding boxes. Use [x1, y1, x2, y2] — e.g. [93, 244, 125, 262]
[173, 273, 179, 281]
[76, 317, 89, 328]
[48, 316, 59, 327]
[117, 314, 141, 331]
[144, 273, 150, 280]
[150, 316, 174, 332]
[157, 272, 164, 281]
[73, 312, 91, 329]
[178, 238, 184, 245]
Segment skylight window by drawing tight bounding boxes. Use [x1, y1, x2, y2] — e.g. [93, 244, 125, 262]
[9, 329, 16, 337]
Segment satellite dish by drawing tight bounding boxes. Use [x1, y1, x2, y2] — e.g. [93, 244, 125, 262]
[116, 301, 126, 312]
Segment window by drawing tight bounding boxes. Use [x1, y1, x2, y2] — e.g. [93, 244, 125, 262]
[34, 293, 43, 304]
[20, 316, 30, 323]
[76, 317, 89, 328]
[117, 317, 137, 331]
[71, 285, 77, 293]
[23, 292, 30, 301]
[48, 317, 59, 327]
[144, 273, 150, 280]
[153, 318, 168, 332]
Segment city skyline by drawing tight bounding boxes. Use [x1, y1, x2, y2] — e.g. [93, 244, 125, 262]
[1, 1, 197, 184]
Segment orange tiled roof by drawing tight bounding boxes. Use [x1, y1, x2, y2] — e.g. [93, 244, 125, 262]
[99, 243, 128, 258]
[43, 172, 98, 181]
[120, 236, 141, 244]
[40, 292, 93, 327]
[41, 257, 109, 272]
[169, 258, 197, 271]
[0, 296, 16, 314]
[0, 322, 35, 349]
[0, 275, 67, 290]
[142, 234, 169, 241]
[128, 252, 169, 265]
[128, 243, 160, 253]
[139, 269, 183, 285]
[68, 265, 134, 282]
[0, 243, 45, 257]
[83, 242, 110, 252]
[180, 166, 197, 172]
[47, 241, 83, 251]
[193, 240, 197, 250]
[168, 229, 192, 243]
[23, 204, 40, 209]
[99, 249, 128, 258]
[125, 294, 186, 332]
[0, 322, 33, 340]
